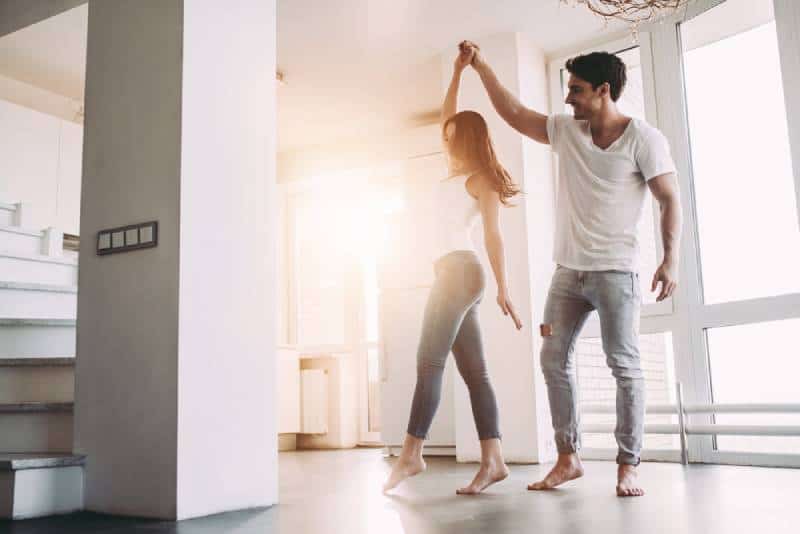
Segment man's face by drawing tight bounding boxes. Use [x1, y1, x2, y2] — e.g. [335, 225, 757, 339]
[565, 74, 605, 120]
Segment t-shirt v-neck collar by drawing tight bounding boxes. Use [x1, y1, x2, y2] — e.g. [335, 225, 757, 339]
[587, 118, 634, 152]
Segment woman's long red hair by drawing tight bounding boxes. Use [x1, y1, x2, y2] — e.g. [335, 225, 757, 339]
[443, 110, 521, 205]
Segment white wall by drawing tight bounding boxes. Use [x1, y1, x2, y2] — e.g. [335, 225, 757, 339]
[0, 76, 83, 234]
[0, 72, 82, 122]
[518, 32, 558, 462]
[278, 123, 442, 185]
[176, 0, 277, 519]
[75, 0, 182, 519]
[76, 0, 278, 520]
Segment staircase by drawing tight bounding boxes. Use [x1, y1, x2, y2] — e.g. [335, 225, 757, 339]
[0, 201, 84, 519]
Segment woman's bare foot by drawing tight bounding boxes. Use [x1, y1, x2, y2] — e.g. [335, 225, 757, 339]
[527, 453, 584, 490]
[383, 455, 426, 493]
[456, 460, 510, 495]
[616, 464, 645, 497]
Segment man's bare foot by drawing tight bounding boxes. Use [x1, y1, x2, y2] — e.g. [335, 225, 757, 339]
[527, 453, 584, 490]
[616, 464, 645, 497]
[383, 455, 426, 493]
[456, 461, 510, 495]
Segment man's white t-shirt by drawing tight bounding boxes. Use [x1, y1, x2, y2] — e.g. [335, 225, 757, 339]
[546, 113, 676, 272]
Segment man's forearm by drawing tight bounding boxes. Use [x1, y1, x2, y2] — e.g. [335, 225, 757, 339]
[474, 63, 525, 128]
[660, 198, 682, 264]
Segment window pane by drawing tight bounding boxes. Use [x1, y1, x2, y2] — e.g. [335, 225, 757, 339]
[578, 332, 679, 451]
[293, 192, 350, 345]
[682, 2, 800, 304]
[561, 47, 660, 304]
[707, 319, 800, 455]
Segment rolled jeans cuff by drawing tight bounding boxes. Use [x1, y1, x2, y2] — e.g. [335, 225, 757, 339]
[616, 452, 641, 466]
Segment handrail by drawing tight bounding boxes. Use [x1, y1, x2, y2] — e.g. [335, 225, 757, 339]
[579, 382, 800, 465]
[581, 403, 800, 415]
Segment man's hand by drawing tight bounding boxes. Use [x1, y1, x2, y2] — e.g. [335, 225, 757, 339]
[651, 260, 678, 302]
[459, 40, 485, 70]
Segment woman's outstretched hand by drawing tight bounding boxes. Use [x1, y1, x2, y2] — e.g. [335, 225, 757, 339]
[497, 292, 523, 330]
[454, 41, 474, 73]
[459, 40, 485, 70]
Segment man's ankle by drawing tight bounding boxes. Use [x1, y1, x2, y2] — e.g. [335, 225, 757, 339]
[557, 453, 580, 464]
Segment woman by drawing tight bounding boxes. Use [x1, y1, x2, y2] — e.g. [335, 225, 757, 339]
[383, 44, 523, 495]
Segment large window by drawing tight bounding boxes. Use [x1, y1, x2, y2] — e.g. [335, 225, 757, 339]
[682, 11, 800, 305]
[678, 0, 800, 460]
[287, 167, 402, 443]
[706, 319, 800, 454]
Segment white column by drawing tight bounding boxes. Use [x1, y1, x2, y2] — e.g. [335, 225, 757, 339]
[441, 33, 557, 464]
[75, 0, 277, 520]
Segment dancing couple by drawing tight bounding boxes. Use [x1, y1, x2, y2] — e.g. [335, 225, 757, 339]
[383, 40, 682, 498]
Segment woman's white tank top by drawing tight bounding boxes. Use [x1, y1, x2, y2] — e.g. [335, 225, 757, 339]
[433, 173, 480, 261]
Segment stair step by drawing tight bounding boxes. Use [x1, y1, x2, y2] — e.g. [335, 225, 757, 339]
[0, 320, 76, 358]
[0, 453, 85, 471]
[0, 402, 73, 414]
[0, 361, 74, 403]
[0, 224, 41, 237]
[0, 357, 74, 366]
[0, 281, 77, 293]
[0, 250, 78, 286]
[0, 283, 77, 320]
[0, 318, 76, 327]
[0, 453, 84, 519]
[0, 250, 77, 266]
[0, 408, 73, 453]
[0, 225, 45, 256]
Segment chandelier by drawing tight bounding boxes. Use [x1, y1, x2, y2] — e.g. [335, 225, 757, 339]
[563, 0, 695, 37]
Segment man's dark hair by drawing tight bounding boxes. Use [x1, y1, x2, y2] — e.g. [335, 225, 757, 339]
[565, 52, 627, 102]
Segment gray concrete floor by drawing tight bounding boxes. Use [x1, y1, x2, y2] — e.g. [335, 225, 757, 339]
[4, 448, 798, 533]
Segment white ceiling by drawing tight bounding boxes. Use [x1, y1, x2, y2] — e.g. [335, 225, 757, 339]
[0, 4, 87, 101]
[0, 1, 629, 152]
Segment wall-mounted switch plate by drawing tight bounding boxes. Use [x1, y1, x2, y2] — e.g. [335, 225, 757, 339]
[125, 228, 139, 245]
[97, 221, 158, 256]
[98, 233, 111, 251]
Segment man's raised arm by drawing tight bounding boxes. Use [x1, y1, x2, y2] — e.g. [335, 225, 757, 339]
[463, 41, 550, 145]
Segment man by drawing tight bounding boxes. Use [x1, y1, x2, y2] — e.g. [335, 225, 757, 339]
[460, 41, 683, 497]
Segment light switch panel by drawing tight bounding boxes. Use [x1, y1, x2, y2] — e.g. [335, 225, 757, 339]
[98, 233, 111, 250]
[125, 228, 139, 245]
[140, 225, 153, 243]
[97, 221, 158, 255]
